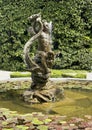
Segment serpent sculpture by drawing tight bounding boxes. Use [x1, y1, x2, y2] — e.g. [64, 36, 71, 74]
[23, 13, 63, 103]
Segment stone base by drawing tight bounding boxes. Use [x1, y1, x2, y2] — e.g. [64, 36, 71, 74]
[23, 81, 64, 104]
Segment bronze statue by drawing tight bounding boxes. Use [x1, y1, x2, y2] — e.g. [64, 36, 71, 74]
[24, 13, 54, 89]
[23, 13, 63, 103]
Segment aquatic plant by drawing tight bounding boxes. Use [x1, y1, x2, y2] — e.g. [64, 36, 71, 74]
[0, 108, 92, 129]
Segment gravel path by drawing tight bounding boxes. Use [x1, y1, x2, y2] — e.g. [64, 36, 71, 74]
[0, 70, 11, 80]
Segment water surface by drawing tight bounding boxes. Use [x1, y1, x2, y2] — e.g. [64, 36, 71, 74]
[0, 90, 92, 118]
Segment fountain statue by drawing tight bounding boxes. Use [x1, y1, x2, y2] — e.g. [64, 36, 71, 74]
[23, 13, 63, 103]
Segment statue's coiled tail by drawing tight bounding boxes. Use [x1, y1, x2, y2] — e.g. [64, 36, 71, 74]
[23, 19, 43, 72]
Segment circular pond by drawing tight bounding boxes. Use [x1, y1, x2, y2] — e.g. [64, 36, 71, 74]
[0, 89, 92, 118]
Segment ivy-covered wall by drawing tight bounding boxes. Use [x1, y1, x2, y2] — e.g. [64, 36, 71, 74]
[0, 0, 92, 70]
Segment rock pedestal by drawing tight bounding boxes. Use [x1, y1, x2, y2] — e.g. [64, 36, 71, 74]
[23, 81, 64, 104]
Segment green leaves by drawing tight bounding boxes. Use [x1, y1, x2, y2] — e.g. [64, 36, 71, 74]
[37, 125, 48, 130]
[32, 118, 44, 125]
[0, 0, 92, 70]
[15, 125, 29, 130]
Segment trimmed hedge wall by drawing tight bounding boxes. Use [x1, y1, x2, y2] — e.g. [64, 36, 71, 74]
[0, 0, 92, 70]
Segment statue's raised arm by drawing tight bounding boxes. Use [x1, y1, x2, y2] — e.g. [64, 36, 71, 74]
[23, 13, 43, 72]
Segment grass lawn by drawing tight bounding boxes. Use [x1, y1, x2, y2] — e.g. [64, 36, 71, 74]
[10, 69, 88, 79]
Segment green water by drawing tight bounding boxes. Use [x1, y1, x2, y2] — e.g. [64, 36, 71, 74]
[0, 90, 92, 118]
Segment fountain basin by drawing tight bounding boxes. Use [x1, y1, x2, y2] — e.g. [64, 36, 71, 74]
[0, 79, 92, 119]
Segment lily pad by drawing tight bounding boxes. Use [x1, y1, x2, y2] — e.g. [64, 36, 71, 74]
[44, 118, 52, 124]
[37, 125, 48, 130]
[15, 125, 29, 130]
[32, 118, 44, 125]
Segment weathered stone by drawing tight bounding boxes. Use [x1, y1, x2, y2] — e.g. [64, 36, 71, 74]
[23, 13, 64, 103]
[23, 81, 64, 103]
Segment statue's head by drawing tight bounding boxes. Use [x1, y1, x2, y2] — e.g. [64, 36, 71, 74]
[42, 20, 52, 34]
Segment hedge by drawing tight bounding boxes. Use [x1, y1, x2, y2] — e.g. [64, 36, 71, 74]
[10, 69, 87, 79]
[0, 0, 92, 70]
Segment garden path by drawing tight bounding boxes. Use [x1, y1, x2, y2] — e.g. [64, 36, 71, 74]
[0, 70, 11, 80]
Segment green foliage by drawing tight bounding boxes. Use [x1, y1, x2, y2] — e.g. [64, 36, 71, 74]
[74, 73, 86, 78]
[61, 73, 76, 78]
[10, 69, 87, 78]
[0, 0, 92, 70]
[0, 0, 35, 71]
[52, 0, 92, 70]
[32, 118, 44, 125]
[37, 125, 48, 130]
[10, 72, 31, 78]
[51, 69, 62, 78]
[61, 73, 86, 78]
[15, 125, 29, 130]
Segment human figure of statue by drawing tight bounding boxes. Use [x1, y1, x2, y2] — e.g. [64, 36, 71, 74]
[23, 13, 63, 103]
[23, 13, 54, 89]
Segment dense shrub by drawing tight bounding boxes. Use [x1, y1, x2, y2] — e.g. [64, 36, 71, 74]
[0, 0, 92, 70]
